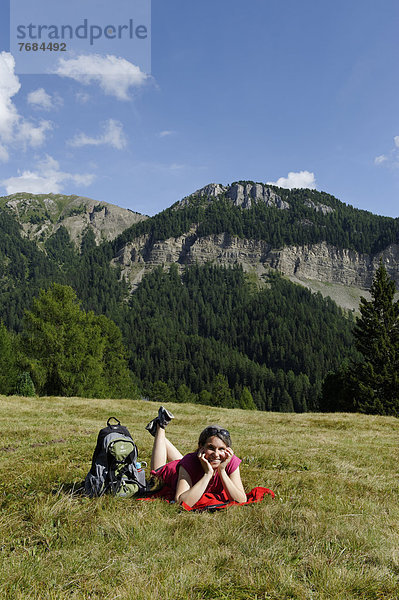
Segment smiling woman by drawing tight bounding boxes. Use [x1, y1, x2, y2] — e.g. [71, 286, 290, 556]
[146, 407, 247, 508]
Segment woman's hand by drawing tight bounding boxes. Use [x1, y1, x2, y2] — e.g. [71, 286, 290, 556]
[197, 449, 214, 476]
[217, 447, 234, 472]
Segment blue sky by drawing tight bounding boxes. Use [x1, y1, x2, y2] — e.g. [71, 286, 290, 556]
[0, 0, 398, 217]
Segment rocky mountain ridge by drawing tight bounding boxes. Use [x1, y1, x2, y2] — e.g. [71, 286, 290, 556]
[113, 228, 399, 309]
[108, 182, 399, 310]
[0, 193, 147, 247]
[2, 184, 398, 311]
[178, 181, 333, 213]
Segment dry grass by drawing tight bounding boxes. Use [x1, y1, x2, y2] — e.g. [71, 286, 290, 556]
[0, 396, 398, 599]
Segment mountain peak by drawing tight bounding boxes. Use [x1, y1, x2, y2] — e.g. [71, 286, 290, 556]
[179, 181, 290, 210]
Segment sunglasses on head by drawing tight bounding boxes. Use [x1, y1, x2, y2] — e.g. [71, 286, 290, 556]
[206, 426, 230, 438]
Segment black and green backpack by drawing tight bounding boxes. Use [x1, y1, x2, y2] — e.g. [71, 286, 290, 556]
[85, 417, 147, 498]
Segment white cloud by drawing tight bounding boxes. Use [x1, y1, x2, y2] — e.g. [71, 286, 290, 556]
[69, 119, 127, 150]
[267, 170, 316, 190]
[55, 54, 148, 100]
[27, 88, 63, 111]
[374, 136, 399, 167]
[1, 154, 95, 194]
[18, 119, 53, 149]
[0, 52, 52, 161]
[159, 130, 175, 138]
[3, 170, 59, 194]
[0, 52, 21, 142]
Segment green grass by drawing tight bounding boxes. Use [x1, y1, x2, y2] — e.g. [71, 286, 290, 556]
[1, 396, 398, 600]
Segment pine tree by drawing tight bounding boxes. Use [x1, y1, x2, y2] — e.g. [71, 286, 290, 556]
[238, 386, 257, 410]
[0, 322, 19, 394]
[22, 284, 102, 396]
[21, 284, 134, 398]
[176, 383, 197, 404]
[211, 374, 234, 408]
[149, 380, 175, 403]
[198, 389, 213, 405]
[350, 262, 399, 416]
[15, 372, 36, 397]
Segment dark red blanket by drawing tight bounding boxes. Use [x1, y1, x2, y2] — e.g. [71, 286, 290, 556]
[139, 486, 275, 511]
[181, 487, 275, 511]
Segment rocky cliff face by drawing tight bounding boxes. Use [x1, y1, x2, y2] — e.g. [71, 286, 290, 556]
[112, 182, 399, 309]
[177, 182, 334, 212]
[57, 198, 147, 246]
[113, 227, 399, 301]
[1, 193, 147, 248]
[3, 187, 395, 311]
[178, 182, 288, 210]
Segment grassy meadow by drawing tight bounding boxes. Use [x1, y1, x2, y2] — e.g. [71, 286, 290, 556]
[0, 395, 398, 600]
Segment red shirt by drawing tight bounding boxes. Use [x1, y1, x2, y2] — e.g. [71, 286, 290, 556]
[151, 452, 242, 500]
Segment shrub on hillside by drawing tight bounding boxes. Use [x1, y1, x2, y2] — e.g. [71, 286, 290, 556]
[15, 372, 36, 397]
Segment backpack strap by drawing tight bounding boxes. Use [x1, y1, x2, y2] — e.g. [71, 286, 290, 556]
[107, 417, 121, 428]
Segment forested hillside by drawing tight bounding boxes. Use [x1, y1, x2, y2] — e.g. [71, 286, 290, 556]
[122, 264, 356, 410]
[111, 185, 399, 256]
[0, 203, 356, 409]
[3, 182, 392, 410]
[0, 210, 62, 330]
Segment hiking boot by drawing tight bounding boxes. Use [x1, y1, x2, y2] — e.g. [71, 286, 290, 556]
[145, 418, 159, 437]
[158, 406, 174, 428]
[145, 407, 175, 437]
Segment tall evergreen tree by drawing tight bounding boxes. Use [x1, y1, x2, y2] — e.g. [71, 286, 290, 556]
[0, 322, 19, 394]
[21, 284, 134, 398]
[211, 374, 235, 408]
[350, 263, 399, 416]
[22, 284, 101, 396]
[238, 386, 257, 410]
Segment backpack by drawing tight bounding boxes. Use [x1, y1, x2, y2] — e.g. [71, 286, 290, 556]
[85, 417, 147, 498]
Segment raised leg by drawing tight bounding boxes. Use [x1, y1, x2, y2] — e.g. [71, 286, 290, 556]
[150, 424, 183, 471]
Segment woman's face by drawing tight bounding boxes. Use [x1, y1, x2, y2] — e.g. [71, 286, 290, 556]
[200, 435, 228, 469]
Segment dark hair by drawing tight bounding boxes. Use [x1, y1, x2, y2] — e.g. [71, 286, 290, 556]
[198, 425, 231, 448]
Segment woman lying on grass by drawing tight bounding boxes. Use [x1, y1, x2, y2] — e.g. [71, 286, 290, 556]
[146, 406, 247, 508]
